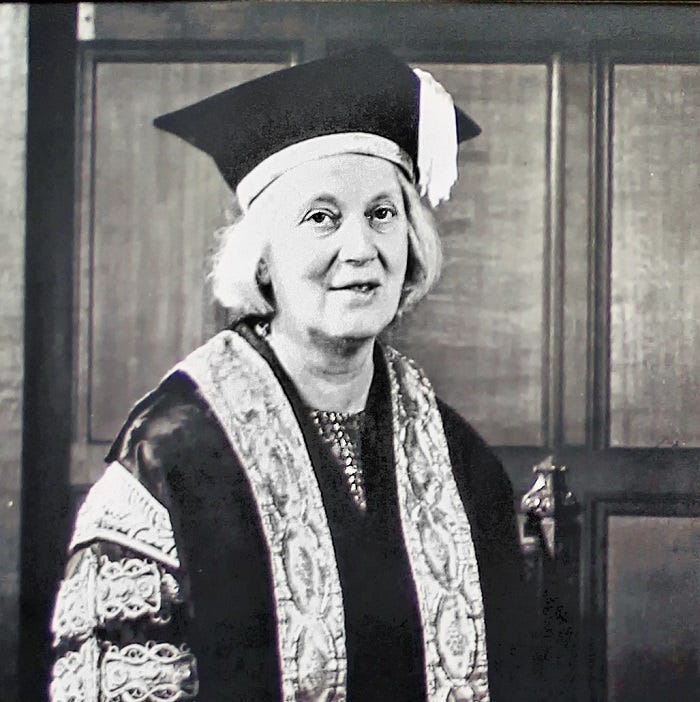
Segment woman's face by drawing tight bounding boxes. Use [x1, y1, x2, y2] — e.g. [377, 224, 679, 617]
[253, 153, 409, 345]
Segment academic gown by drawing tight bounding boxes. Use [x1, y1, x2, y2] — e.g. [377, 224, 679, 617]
[50, 320, 536, 702]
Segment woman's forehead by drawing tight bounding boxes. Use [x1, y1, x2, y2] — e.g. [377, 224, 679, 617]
[256, 153, 402, 207]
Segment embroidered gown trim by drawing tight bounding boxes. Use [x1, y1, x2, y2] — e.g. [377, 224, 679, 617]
[70, 461, 180, 569]
[175, 329, 490, 702]
[175, 330, 347, 702]
[385, 347, 490, 701]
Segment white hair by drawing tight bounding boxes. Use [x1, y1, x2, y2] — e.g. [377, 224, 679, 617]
[209, 203, 274, 320]
[209, 164, 442, 322]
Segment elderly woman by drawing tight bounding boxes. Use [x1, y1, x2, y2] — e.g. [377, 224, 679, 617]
[50, 48, 534, 702]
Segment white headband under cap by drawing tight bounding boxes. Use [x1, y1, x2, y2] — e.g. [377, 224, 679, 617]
[236, 68, 459, 211]
[236, 133, 414, 212]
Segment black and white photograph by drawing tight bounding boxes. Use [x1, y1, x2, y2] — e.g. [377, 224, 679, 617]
[1, 2, 698, 701]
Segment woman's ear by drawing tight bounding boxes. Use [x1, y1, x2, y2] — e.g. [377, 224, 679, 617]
[256, 258, 271, 286]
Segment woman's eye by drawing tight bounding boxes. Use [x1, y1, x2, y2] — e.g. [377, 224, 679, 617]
[371, 206, 397, 222]
[303, 210, 337, 227]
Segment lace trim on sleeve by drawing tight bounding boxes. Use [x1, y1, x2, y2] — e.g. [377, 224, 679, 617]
[50, 639, 198, 702]
[70, 461, 180, 569]
[52, 550, 183, 645]
[51, 550, 99, 645]
[50, 639, 100, 702]
[102, 642, 198, 701]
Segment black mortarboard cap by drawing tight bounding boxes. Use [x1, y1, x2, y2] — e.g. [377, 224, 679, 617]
[153, 47, 480, 208]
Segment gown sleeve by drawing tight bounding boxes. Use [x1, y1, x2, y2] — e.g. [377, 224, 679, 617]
[49, 379, 202, 701]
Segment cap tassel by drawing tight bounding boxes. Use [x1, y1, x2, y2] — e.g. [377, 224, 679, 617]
[413, 68, 459, 207]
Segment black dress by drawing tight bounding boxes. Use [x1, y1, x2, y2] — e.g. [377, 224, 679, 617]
[50, 321, 536, 702]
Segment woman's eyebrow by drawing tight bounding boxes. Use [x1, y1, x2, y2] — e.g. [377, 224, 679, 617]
[367, 190, 401, 205]
[295, 194, 340, 221]
[305, 193, 340, 205]
[296, 193, 341, 213]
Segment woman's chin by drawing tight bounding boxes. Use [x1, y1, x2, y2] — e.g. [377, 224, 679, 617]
[312, 316, 391, 345]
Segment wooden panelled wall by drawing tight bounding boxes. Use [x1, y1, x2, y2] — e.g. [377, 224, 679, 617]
[73, 60, 284, 480]
[610, 65, 700, 448]
[602, 509, 700, 701]
[0, 5, 28, 698]
[21, 6, 79, 698]
[22, 3, 699, 701]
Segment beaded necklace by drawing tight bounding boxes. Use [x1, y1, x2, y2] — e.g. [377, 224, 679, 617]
[254, 321, 369, 512]
[310, 409, 367, 512]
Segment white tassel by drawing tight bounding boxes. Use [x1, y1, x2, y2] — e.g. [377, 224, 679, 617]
[413, 68, 459, 207]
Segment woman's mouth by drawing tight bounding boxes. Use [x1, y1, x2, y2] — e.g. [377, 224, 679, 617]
[348, 283, 375, 293]
[331, 281, 380, 294]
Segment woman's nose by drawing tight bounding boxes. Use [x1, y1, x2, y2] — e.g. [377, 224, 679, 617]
[337, 215, 377, 264]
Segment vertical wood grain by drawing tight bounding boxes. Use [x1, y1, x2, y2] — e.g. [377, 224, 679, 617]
[562, 62, 593, 447]
[21, 6, 77, 696]
[606, 515, 700, 701]
[0, 6, 27, 698]
[391, 63, 548, 446]
[544, 54, 565, 449]
[610, 65, 700, 447]
[588, 58, 613, 451]
[81, 62, 282, 452]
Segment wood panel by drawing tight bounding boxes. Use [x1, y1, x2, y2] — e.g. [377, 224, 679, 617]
[0, 5, 27, 698]
[73, 61, 284, 480]
[610, 65, 700, 447]
[22, 6, 79, 696]
[562, 62, 593, 446]
[607, 515, 700, 702]
[391, 63, 548, 446]
[85, 2, 700, 59]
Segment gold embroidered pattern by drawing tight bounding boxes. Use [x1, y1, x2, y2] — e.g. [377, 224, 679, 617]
[97, 556, 179, 624]
[101, 642, 198, 701]
[50, 639, 100, 702]
[385, 346, 490, 701]
[52, 551, 183, 646]
[70, 462, 180, 569]
[176, 331, 347, 702]
[50, 639, 197, 702]
[52, 549, 99, 645]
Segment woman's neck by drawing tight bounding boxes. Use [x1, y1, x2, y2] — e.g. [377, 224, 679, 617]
[266, 325, 375, 413]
